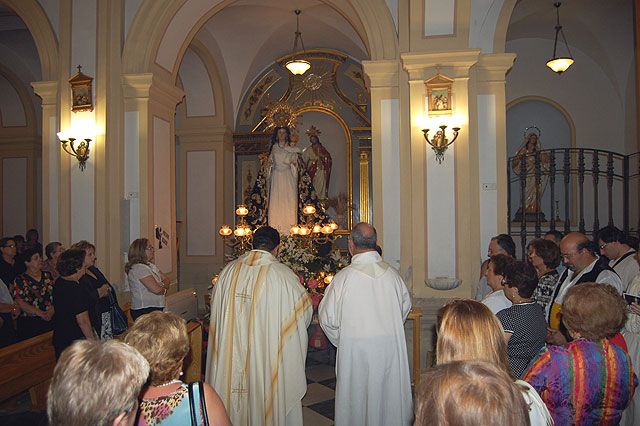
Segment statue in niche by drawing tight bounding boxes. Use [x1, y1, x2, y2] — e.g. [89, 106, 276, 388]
[302, 126, 332, 201]
[511, 127, 551, 221]
[244, 101, 328, 232]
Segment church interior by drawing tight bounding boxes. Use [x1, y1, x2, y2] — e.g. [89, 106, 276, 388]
[0, 0, 639, 424]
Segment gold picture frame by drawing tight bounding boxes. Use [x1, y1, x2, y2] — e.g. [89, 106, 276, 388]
[69, 66, 93, 113]
[425, 73, 454, 116]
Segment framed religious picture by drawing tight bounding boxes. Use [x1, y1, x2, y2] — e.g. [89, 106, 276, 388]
[425, 73, 454, 116]
[68, 65, 94, 113]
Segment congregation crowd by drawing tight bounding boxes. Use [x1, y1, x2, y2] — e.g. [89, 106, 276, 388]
[2, 223, 640, 426]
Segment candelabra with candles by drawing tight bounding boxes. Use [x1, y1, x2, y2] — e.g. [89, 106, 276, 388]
[218, 205, 254, 254]
[290, 204, 339, 250]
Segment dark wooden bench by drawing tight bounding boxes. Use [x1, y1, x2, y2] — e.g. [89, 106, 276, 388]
[0, 303, 203, 411]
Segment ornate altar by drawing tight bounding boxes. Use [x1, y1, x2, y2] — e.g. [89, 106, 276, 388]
[233, 49, 373, 236]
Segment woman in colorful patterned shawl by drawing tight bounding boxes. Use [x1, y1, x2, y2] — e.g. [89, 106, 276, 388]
[524, 283, 638, 425]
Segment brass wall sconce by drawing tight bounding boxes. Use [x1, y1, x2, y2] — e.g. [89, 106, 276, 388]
[422, 125, 460, 164]
[56, 132, 91, 171]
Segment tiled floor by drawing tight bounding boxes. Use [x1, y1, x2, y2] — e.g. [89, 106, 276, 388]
[303, 347, 337, 425]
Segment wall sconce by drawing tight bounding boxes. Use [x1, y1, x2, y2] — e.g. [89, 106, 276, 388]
[56, 131, 91, 171]
[422, 125, 460, 164]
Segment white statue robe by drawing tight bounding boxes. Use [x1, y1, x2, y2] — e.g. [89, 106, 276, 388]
[205, 250, 312, 426]
[318, 251, 413, 426]
[268, 142, 298, 233]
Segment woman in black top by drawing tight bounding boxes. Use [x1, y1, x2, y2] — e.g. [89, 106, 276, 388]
[52, 249, 95, 358]
[71, 240, 112, 339]
[0, 237, 26, 289]
[496, 260, 547, 378]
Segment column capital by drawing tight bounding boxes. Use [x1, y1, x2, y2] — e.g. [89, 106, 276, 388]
[362, 59, 399, 88]
[401, 49, 482, 81]
[122, 73, 185, 114]
[176, 124, 233, 145]
[31, 81, 59, 106]
[475, 53, 517, 83]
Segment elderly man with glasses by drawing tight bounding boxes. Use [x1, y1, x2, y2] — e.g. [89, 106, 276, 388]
[546, 232, 623, 345]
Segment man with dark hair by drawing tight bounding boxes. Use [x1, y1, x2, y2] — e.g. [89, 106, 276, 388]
[475, 234, 516, 300]
[596, 225, 639, 291]
[544, 230, 564, 245]
[547, 232, 623, 345]
[205, 225, 312, 426]
[319, 222, 413, 426]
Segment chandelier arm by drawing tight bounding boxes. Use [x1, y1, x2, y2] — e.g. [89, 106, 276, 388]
[67, 139, 80, 157]
[60, 142, 75, 158]
[551, 26, 562, 59]
[558, 28, 573, 58]
[447, 132, 459, 147]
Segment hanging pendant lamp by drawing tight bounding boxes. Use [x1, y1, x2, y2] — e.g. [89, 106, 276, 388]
[546, 2, 574, 74]
[285, 10, 311, 75]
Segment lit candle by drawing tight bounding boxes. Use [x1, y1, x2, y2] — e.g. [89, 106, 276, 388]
[236, 205, 249, 216]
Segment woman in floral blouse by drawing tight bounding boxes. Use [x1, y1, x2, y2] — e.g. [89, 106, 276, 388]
[11, 247, 55, 340]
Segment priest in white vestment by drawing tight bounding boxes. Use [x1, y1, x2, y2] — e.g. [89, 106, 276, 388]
[205, 226, 312, 426]
[319, 222, 413, 426]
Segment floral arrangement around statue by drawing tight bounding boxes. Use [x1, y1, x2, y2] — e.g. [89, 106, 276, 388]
[277, 234, 349, 309]
[208, 234, 349, 313]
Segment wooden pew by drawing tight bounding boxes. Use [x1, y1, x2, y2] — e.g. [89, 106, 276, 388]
[0, 331, 55, 410]
[0, 304, 203, 411]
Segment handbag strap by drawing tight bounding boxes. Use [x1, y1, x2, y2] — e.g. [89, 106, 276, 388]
[199, 381, 210, 426]
[187, 382, 210, 426]
[188, 382, 197, 426]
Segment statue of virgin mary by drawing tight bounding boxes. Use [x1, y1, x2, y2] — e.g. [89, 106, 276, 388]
[243, 102, 327, 233]
[511, 127, 551, 220]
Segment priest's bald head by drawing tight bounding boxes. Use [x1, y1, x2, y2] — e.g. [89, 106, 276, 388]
[253, 226, 280, 254]
[349, 222, 377, 255]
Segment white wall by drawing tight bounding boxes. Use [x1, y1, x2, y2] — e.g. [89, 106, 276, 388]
[506, 38, 631, 155]
[2, 157, 27, 236]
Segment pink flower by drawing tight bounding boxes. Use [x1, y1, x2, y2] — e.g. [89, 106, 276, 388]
[299, 274, 305, 284]
[307, 279, 319, 289]
[310, 292, 323, 309]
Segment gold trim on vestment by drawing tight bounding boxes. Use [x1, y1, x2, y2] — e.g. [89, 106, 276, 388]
[264, 292, 312, 422]
[244, 264, 269, 383]
[224, 262, 244, 400]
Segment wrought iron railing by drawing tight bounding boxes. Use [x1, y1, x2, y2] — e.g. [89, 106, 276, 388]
[507, 148, 639, 258]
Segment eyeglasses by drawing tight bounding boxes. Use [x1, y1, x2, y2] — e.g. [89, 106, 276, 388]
[599, 242, 608, 250]
[145, 246, 154, 251]
[3, 244, 16, 248]
[561, 250, 581, 259]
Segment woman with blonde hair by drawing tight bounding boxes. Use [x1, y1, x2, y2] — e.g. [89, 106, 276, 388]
[123, 311, 231, 426]
[125, 238, 169, 321]
[435, 299, 552, 425]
